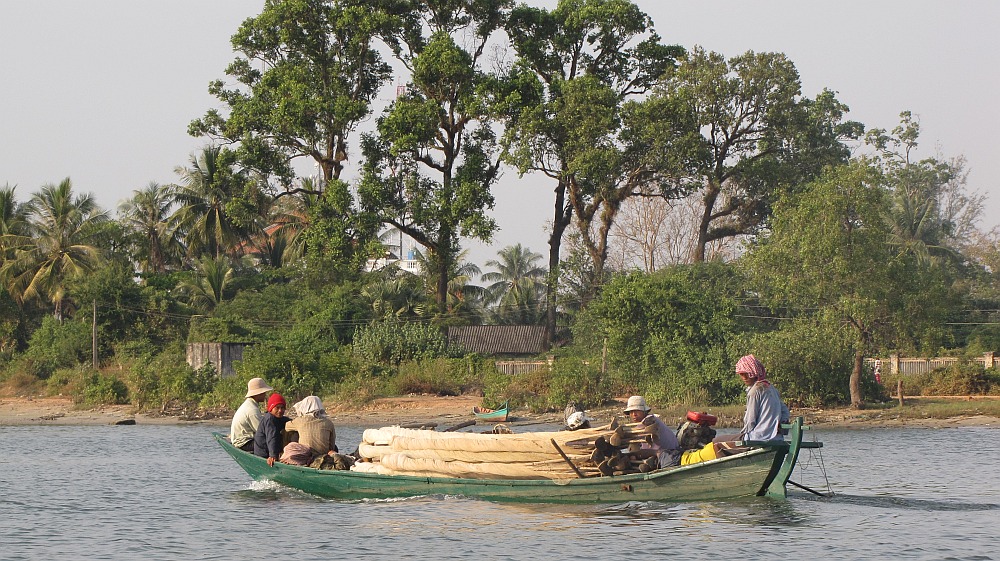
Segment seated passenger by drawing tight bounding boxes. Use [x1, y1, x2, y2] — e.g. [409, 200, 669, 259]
[624, 396, 681, 468]
[686, 355, 792, 465]
[230, 377, 272, 452]
[253, 393, 290, 467]
[285, 396, 338, 458]
[732, 354, 790, 442]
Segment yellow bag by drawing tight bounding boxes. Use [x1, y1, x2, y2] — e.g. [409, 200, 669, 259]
[681, 442, 718, 466]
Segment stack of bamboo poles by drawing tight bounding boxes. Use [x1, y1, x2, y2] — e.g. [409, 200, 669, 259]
[349, 418, 667, 480]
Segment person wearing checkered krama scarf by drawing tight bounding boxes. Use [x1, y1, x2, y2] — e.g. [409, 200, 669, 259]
[734, 355, 790, 441]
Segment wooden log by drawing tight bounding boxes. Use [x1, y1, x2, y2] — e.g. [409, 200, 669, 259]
[398, 422, 438, 430]
[443, 420, 475, 432]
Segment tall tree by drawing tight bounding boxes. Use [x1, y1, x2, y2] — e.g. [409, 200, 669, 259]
[410, 248, 484, 320]
[0, 178, 108, 319]
[866, 111, 982, 265]
[360, 1, 509, 314]
[174, 256, 236, 312]
[482, 243, 547, 325]
[170, 146, 260, 260]
[118, 182, 181, 274]
[653, 47, 862, 262]
[560, 82, 704, 293]
[741, 160, 958, 407]
[503, 0, 684, 340]
[0, 184, 29, 238]
[189, 0, 394, 190]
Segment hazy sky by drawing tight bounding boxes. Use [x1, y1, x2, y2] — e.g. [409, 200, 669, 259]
[2, 1, 998, 266]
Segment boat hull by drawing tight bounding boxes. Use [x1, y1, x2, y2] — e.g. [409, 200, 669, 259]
[215, 427, 799, 503]
[472, 402, 509, 422]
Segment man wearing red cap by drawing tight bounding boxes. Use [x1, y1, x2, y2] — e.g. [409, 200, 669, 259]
[253, 393, 291, 466]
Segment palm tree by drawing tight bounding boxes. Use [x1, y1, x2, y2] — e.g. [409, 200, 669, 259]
[170, 146, 259, 260]
[0, 184, 29, 237]
[411, 248, 485, 319]
[249, 182, 319, 268]
[0, 184, 29, 266]
[481, 244, 547, 325]
[118, 182, 181, 274]
[174, 255, 235, 312]
[883, 163, 960, 265]
[361, 273, 429, 321]
[0, 178, 108, 318]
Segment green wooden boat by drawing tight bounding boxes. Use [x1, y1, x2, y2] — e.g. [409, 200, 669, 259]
[215, 417, 816, 504]
[472, 401, 509, 422]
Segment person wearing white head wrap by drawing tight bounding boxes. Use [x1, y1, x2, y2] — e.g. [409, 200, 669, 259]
[285, 395, 337, 457]
[293, 395, 326, 418]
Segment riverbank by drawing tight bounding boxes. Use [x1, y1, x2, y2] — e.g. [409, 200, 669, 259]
[2, 394, 998, 429]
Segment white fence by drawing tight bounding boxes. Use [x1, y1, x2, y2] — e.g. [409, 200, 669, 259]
[866, 353, 998, 376]
[494, 360, 549, 376]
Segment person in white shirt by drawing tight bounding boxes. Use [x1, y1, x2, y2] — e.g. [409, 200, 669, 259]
[230, 377, 273, 451]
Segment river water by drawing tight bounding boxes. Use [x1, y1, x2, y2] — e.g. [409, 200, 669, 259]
[1, 422, 998, 560]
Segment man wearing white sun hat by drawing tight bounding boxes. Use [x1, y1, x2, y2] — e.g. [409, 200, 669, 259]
[624, 396, 681, 468]
[229, 377, 273, 451]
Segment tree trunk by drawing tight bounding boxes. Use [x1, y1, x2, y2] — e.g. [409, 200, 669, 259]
[850, 349, 864, 408]
[693, 186, 719, 263]
[544, 180, 572, 348]
[436, 258, 449, 315]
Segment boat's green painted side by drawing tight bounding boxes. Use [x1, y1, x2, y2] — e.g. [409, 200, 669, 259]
[472, 401, 509, 422]
[216, 418, 808, 504]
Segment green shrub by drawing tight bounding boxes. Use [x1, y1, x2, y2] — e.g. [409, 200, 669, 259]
[389, 358, 469, 396]
[884, 362, 1000, 397]
[234, 344, 326, 401]
[353, 321, 454, 366]
[544, 358, 612, 410]
[482, 368, 552, 412]
[737, 316, 858, 407]
[327, 363, 392, 407]
[574, 263, 751, 404]
[46, 366, 91, 397]
[124, 348, 211, 410]
[200, 374, 249, 410]
[81, 372, 129, 406]
[15, 316, 91, 379]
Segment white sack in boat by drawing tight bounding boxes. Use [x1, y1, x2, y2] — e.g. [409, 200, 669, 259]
[377, 453, 578, 480]
[378, 429, 608, 454]
[357, 442, 588, 464]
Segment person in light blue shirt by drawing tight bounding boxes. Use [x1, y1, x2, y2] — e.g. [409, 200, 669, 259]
[735, 354, 790, 441]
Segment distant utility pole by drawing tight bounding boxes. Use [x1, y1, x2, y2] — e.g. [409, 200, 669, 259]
[92, 300, 98, 369]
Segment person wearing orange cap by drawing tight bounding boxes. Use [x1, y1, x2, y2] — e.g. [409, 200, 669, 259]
[230, 377, 273, 451]
[253, 392, 291, 466]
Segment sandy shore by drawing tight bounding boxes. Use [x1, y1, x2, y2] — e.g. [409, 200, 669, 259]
[0, 395, 563, 428]
[2, 395, 998, 429]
